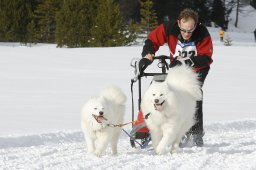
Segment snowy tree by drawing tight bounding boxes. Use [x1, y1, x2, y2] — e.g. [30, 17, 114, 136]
[234, 0, 241, 27]
[26, 20, 38, 45]
[223, 0, 236, 30]
[211, 0, 226, 28]
[90, 0, 135, 47]
[251, 0, 256, 8]
[0, 0, 37, 43]
[139, 0, 158, 35]
[234, 0, 248, 27]
[34, 0, 62, 43]
[55, 0, 98, 47]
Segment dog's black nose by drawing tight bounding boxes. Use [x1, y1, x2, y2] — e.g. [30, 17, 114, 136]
[154, 99, 159, 103]
[99, 111, 104, 115]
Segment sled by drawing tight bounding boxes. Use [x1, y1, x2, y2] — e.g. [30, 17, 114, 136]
[129, 55, 170, 148]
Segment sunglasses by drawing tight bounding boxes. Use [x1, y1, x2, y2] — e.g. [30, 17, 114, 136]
[179, 27, 195, 34]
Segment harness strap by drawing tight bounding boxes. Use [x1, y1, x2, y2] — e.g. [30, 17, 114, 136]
[107, 120, 138, 128]
[106, 113, 151, 128]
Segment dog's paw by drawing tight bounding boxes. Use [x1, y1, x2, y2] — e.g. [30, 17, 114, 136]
[94, 150, 103, 157]
[155, 145, 165, 155]
[170, 147, 179, 154]
[111, 153, 118, 157]
[87, 148, 94, 154]
[112, 150, 117, 156]
[170, 143, 180, 154]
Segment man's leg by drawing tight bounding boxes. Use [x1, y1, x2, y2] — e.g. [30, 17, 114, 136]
[190, 100, 204, 146]
[192, 68, 209, 146]
[181, 68, 209, 147]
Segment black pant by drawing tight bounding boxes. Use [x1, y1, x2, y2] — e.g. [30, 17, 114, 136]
[189, 67, 210, 136]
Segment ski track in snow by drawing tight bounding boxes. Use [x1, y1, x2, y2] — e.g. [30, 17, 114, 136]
[1, 120, 256, 170]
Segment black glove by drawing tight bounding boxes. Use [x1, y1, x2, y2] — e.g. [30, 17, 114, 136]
[139, 58, 152, 73]
[169, 57, 194, 68]
[183, 58, 194, 66]
[169, 59, 182, 68]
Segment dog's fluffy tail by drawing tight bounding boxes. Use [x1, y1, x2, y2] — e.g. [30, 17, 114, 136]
[166, 65, 202, 100]
[100, 85, 127, 105]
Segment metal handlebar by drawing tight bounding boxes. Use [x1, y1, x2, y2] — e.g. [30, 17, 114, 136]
[152, 55, 170, 60]
[142, 55, 170, 77]
[130, 55, 170, 131]
[130, 55, 170, 82]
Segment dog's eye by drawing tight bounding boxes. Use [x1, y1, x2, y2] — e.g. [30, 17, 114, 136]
[94, 108, 97, 110]
[160, 94, 163, 96]
[153, 94, 155, 96]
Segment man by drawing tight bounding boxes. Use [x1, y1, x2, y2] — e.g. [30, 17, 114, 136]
[141, 8, 213, 146]
[219, 28, 225, 42]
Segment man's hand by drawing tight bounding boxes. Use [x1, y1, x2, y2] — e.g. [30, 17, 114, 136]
[139, 58, 152, 73]
[144, 53, 154, 61]
[176, 56, 194, 67]
[169, 56, 194, 68]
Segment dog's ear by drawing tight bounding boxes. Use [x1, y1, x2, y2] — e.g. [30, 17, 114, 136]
[99, 95, 106, 102]
[89, 96, 97, 100]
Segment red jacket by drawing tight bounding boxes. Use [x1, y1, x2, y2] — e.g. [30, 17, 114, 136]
[142, 20, 213, 71]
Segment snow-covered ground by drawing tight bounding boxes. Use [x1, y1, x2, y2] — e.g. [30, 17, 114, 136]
[1, 120, 255, 169]
[1, 6, 256, 169]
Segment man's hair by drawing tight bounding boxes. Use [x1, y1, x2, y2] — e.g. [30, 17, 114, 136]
[178, 8, 198, 24]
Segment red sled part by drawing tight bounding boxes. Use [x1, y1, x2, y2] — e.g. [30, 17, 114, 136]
[133, 111, 149, 133]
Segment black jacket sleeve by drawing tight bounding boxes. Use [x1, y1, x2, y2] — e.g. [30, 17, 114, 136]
[141, 39, 155, 57]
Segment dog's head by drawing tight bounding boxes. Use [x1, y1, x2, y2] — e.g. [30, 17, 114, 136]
[145, 81, 169, 112]
[86, 96, 108, 123]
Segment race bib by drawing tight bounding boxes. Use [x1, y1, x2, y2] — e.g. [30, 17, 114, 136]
[173, 40, 197, 59]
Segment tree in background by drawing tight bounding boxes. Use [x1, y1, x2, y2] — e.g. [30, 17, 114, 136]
[223, 0, 236, 30]
[90, 0, 135, 47]
[179, 0, 211, 25]
[154, 0, 180, 23]
[26, 20, 38, 45]
[34, 0, 62, 43]
[0, 0, 18, 42]
[234, 0, 249, 28]
[234, 0, 241, 27]
[154, 0, 211, 25]
[0, 0, 243, 45]
[140, 0, 158, 35]
[179, 0, 195, 11]
[55, 0, 98, 47]
[0, 0, 38, 43]
[211, 0, 226, 28]
[194, 0, 211, 25]
[251, 0, 256, 8]
[119, 0, 140, 23]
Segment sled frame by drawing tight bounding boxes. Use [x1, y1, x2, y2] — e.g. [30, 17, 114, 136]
[130, 55, 170, 148]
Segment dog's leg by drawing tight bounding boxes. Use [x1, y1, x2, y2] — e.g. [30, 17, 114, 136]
[84, 132, 96, 154]
[171, 143, 180, 153]
[171, 128, 186, 153]
[156, 128, 177, 155]
[110, 128, 121, 155]
[150, 127, 162, 151]
[94, 130, 110, 157]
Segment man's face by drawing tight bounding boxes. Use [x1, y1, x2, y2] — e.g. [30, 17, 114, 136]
[178, 18, 196, 40]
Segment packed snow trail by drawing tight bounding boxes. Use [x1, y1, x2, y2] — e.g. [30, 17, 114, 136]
[1, 120, 255, 170]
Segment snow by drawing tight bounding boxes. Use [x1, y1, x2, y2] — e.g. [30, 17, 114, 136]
[1, 6, 256, 170]
[1, 121, 256, 169]
[229, 5, 256, 33]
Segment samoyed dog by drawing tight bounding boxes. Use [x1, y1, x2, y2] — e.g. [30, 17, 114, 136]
[141, 65, 202, 155]
[81, 86, 126, 156]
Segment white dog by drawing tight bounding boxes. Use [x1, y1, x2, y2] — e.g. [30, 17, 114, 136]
[141, 65, 202, 154]
[81, 86, 126, 156]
